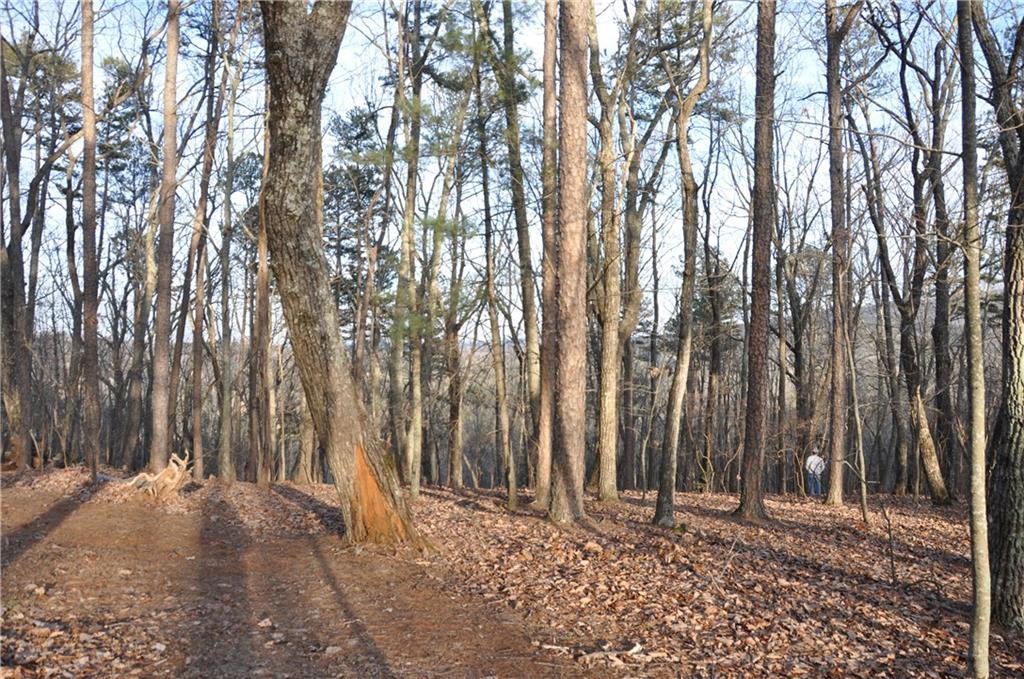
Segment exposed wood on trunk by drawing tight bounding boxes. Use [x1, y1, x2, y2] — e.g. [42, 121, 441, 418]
[259, 0, 417, 544]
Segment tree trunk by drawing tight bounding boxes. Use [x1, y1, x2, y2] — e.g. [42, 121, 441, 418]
[296, 386, 316, 485]
[621, 338, 636, 490]
[0, 42, 33, 470]
[534, 0, 557, 509]
[251, 114, 273, 488]
[190, 1, 229, 480]
[824, 0, 861, 506]
[549, 0, 588, 525]
[444, 184, 468, 489]
[734, 0, 775, 522]
[590, 22, 622, 504]
[81, 0, 101, 481]
[259, 0, 416, 543]
[149, 0, 180, 473]
[971, 2, 1024, 630]
[652, 0, 712, 527]
[218, 46, 243, 484]
[474, 14, 516, 509]
[495, 0, 541, 485]
[388, 1, 419, 484]
[958, 6, 991, 671]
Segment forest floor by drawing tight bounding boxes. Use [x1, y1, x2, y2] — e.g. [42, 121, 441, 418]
[1, 468, 1022, 678]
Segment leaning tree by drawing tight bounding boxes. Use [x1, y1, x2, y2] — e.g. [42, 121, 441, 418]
[259, 0, 416, 544]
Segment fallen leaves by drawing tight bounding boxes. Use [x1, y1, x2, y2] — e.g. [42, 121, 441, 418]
[410, 487, 1024, 677]
[4, 468, 1023, 678]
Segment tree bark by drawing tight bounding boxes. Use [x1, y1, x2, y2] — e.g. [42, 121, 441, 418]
[218, 40, 243, 484]
[259, 0, 416, 543]
[534, 0, 557, 509]
[251, 108, 273, 488]
[474, 13, 516, 509]
[824, 0, 862, 506]
[652, 0, 713, 527]
[589, 15, 622, 504]
[81, 0, 101, 482]
[971, 0, 1024, 634]
[958, 4, 991, 672]
[444, 176, 468, 489]
[734, 0, 775, 522]
[149, 0, 180, 472]
[296, 386, 316, 485]
[493, 0, 541, 486]
[190, 0, 231, 480]
[549, 0, 588, 525]
[388, 2, 420, 486]
[0, 37, 33, 470]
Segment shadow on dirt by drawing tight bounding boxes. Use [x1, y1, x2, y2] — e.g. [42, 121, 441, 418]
[1, 479, 106, 568]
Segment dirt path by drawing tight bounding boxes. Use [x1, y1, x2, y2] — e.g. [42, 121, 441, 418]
[1, 487, 585, 678]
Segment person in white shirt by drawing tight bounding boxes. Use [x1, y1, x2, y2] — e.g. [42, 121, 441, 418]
[804, 451, 826, 497]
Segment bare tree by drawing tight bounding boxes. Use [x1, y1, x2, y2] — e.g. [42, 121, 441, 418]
[259, 0, 416, 543]
[958, 2, 990, 672]
[734, 0, 775, 522]
[653, 0, 713, 527]
[549, 0, 588, 525]
[970, 0, 1024, 634]
[823, 0, 862, 506]
[149, 0, 181, 473]
[534, 0, 558, 509]
[81, 0, 100, 481]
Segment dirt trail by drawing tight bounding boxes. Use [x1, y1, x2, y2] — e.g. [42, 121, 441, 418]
[1, 487, 586, 678]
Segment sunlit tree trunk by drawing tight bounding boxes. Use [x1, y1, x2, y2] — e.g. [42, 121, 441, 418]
[654, 0, 712, 527]
[81, 0, 101, 481]
[734, 0, 775, 522]
[149, 0, 181, 472]
[958, 5, 991, 672]
[534, 0, 557, 509]
[824, 0, 862, 506]
[259, 0, 416, 543]
[549, 0, 588, 525]
[971, 0, 1024, 634]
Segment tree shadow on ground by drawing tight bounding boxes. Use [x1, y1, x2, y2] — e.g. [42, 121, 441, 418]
[618, 493, 969, 573]
[184, 495, 257, 678]
[271, 483, 345, 534]
[306, 538, 398, 679]
[1, 479, 106, 568]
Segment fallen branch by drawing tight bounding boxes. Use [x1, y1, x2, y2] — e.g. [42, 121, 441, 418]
[577, 643, 638, 663]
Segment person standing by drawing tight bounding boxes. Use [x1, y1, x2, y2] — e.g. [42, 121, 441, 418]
[805, 449, 826, 498]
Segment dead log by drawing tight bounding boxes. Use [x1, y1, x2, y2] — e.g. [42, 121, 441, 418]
[127, 452, 191, 500]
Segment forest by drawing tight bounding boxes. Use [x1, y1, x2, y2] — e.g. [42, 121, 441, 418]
[2, 0, 1024, 676]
